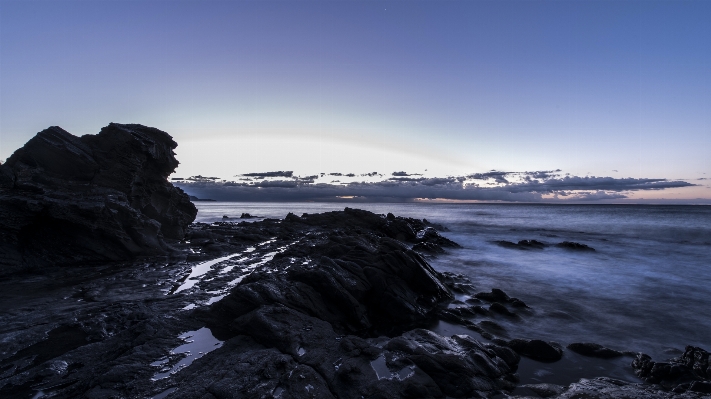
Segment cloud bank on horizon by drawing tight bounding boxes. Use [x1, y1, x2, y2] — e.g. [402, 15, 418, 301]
[173, 169, 697, 203]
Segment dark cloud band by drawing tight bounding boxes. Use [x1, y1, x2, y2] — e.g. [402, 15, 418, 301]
[174, 170, 695, 202]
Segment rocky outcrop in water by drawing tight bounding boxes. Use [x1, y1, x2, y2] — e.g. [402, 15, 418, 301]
[556, 241, 595, 251]
[632, 346, 711, 394]
[0, 123, 196, 274]
[188, 209, 518, 398]
[1, 204, 708, 399]
[567, 342, 624, 359]
[542, 377, 706, 398]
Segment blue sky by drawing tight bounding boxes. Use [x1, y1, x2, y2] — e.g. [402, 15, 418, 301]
[1, 1, 709, 202]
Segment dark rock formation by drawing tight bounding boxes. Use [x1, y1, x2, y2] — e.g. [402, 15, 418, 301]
[475, 288, 529, 309]
[205, 209, 454, 337]
[188, 195, 215, 202]
[556, 241, 595, 251]
[506, 339, 564, 362]
[0, 123, 196, 274]
[188, 209, 519, 398]
[519, 383, 566, 397]
[632, 346, 710, 393]
[544, 377, 703, 398]
[1, 203, 704, 399]
[517, 239, 547, 249]
[567, 342, 624, 359]
[495, 239, 547, 250]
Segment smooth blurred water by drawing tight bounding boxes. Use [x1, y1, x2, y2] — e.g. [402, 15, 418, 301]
[194, 202, 711, 359]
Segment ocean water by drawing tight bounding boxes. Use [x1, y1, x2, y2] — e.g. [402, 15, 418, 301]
[193, 202, 711, 363]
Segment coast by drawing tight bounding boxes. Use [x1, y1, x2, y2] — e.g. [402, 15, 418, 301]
[0, 125, 708, 398]
[1, 208, 709, 398]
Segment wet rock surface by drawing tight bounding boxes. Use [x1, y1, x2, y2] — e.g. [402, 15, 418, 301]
[0, 209, 520, 399]
[0, 207, 707, 398]
[495, 239, 595, 252]
[632, 346, 711, 394]
[555, 241, 595, 251]
[527, 377, 707, 398]
[0, 124, 197, 275]
[506, 339, 564, 363]
[568, 342, 624, 359]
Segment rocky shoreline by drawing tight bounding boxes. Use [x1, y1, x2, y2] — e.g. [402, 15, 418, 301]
[1, 125, 709, 398]
[1, 208, 708, 398]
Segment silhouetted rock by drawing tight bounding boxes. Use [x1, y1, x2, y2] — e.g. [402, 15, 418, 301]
[476, 288, 511, 302]
[412, 241, 446, 254]
[567, 342, 623, 358]
[188, 195, 216, 201]
[474, 288, 529, 309]
[206, 211, 453, 337]
[507, 339, 563, 362]
[548, 377, 703, 398]
[520, 383, 566, 397]
[494, 239, 547, 250]
[556, 241, 595, 251]
[494, 240, 520, 249]
[489, 302, 519, 318]
[632, 346, 710, 392]
[0, 123, 196, 274]
[183, 209, 520, 398]
[518, 239, 547, 249]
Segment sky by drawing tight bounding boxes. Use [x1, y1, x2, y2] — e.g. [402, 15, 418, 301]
[1, 0, 709, 202]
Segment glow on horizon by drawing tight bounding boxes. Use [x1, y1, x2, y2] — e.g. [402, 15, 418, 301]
[1, 1, 709, 201]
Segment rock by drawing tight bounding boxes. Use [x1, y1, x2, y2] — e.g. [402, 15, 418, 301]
[510, 298, 529, 308]
[412, 241, 445, 254]
[494, 240, 520, 249]
[184, 210, 520, 398]
[283, 207, 458, 250]
[188, 195, 215, 201]
[475, 288, 511, 302]
[478, 320, 508, 337]
[494, 239, 546, 250]
[689, 381, 711, 394]
[240, 213, 255, 219]
[517, 239, 546, 249]
[489, 302, 518, 318]
[556, 241, 595, 251]
[206, 212, 453, 336]
[0, 123, 196, 274]
[416, 227, 460, 248]
[520, 383, 566, 397]
[507, 339, 563, 362]
[632, 346, 710, 391]
[674, 346, 710, 380]
[546, 377, 703, 398]
[567, 342, 623, 359]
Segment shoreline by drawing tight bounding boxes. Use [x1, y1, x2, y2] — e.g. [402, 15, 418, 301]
[1, 208, 708, 398]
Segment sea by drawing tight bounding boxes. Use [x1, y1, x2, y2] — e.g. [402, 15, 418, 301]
[193, 202, 711, 384]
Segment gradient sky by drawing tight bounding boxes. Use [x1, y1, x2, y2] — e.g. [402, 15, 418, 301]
[1, 0, 709, 201]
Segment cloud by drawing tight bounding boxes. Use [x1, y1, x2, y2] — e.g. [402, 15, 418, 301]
[507, 176, 694, 193]
[559, 191, 629, 201]
[467, 171, 511, 184]
[175, 169, 696, 203]
[239, 171, 293, 178]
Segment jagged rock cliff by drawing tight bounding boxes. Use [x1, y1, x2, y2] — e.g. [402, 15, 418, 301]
[0, 123, 197, 274]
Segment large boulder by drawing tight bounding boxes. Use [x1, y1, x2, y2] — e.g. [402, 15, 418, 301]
[0, 123, 197, 274]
